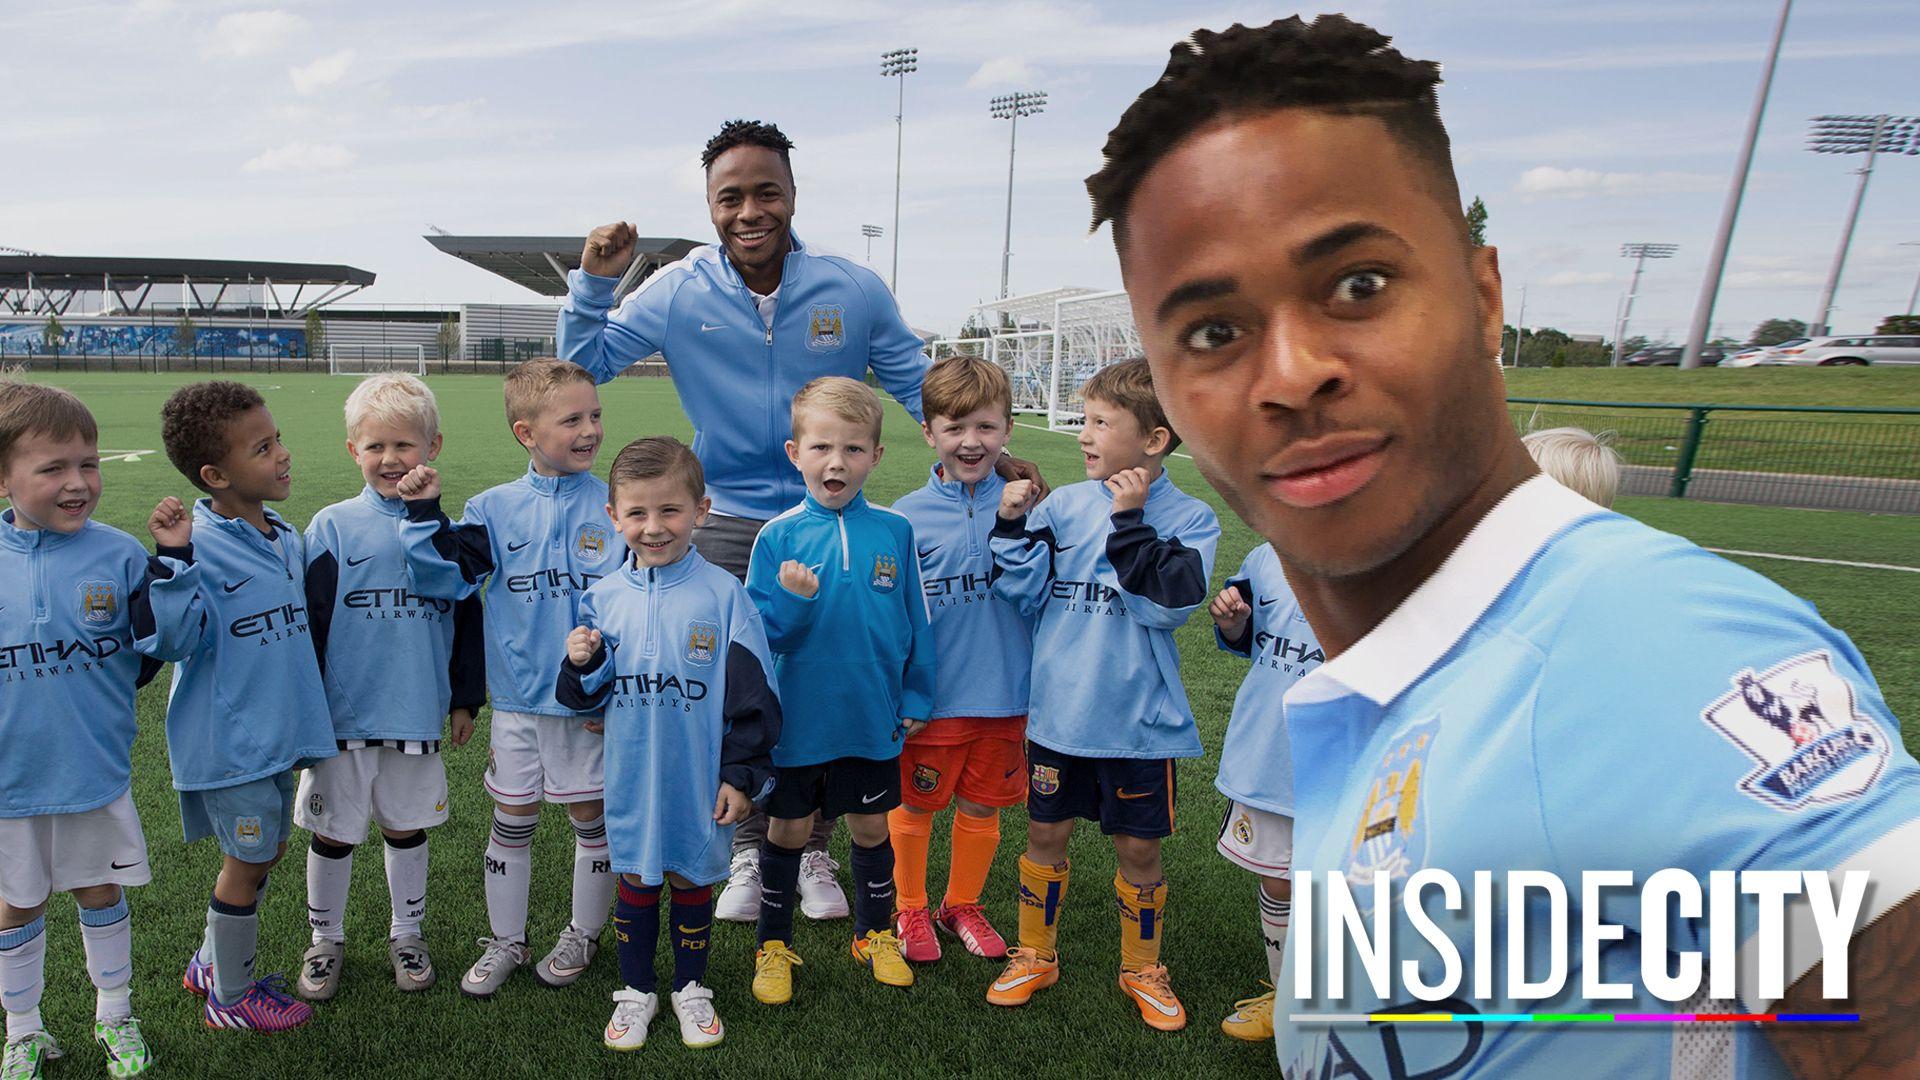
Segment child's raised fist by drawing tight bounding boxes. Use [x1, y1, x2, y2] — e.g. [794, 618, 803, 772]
[778, 560, 819, 599]
[147, 496, 191, 548]
[998, 478, 1038, 521]
[395, 464, 440, 501]
[1209, 584, 1252, 641]
[567, 625, 602, 667]
[1105, 467, 1152, 514]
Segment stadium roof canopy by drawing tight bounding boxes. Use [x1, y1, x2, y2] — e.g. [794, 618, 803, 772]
[0, 255, 376, 317]
[426, 235, 702, 299]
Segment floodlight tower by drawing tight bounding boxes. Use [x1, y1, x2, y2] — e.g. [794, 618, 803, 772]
[1611, 243, 1679, 366]
[861, 224, 883, 264]
[1806, 114, 1920, 335]
[990, 90, 1047, 300]
[1900, 240, 1920, 317]
[880, 47, 917, 293]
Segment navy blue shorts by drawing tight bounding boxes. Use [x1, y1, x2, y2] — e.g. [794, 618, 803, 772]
[765, 756, 901, 820]
[1024, 743, 1177, 839]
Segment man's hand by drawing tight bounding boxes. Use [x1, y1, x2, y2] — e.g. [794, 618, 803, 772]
[1106, 467, 1152, 513]
[447, 708, 475, 748]
[567, 626, 602, 667]
[901, 718, 929, 738]
[998, 478, 1039, 522]
[148, 497, 191, 548]
[1209, 585, 1252, 641]
[582, 222, 638, 278]
[396, 464, 440, 501]
[995, 454, 1050, 502]
[714, 783, 752, 825]
[779, 560, 819, 599]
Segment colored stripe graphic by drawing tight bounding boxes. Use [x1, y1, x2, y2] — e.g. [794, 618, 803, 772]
[1287, 1013, 1859, 1024]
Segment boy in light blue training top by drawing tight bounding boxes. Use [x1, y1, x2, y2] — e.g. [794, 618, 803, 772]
[151, 380, 338, 1035]
[0, 382, 193, 1080]
[557, 436, 781, 1052]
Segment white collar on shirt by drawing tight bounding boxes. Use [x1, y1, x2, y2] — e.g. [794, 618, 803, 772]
[1288, 474, 1606, 709]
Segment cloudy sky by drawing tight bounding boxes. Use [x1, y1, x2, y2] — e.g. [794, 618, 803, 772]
[5, 0, 1918, 339]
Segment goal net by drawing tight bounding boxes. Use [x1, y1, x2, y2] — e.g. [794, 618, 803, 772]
[934, 289, 1141, 430]
[328, 344, 427, 376]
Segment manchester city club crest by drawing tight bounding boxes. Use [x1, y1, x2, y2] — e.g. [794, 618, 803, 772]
[686, 620, 719, 665]
[871, 553, 898, 591]
[1702, 650, 1889, 811]
[1031, 764, 1060, 796]
[1347, 717, 1438, 885]
[913, 763, 941, 794]
[575, 523, 610, 562]
[78, 580, 117, 624]
[234, 816, 263, 847]
[806, 303, 845, 352]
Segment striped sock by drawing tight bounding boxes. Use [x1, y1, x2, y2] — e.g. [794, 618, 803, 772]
[669, 885, 713, 990]
[613, 880, 660, 994]
[485, 807, 537, 943]
[0, 917, 47, 1039]
[1115, 871, 1165, 973]
[570, 813, 613, 936]
[1260, 884, 1291, 986]
[78, 893, 134, 1022]
[1016, 856, 1069, 960]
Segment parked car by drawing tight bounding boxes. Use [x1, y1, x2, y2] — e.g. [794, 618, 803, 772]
[1771, 336, 1920, 366]
[1624, 346, 1726, 367]
[1722, 338, 1810, 367]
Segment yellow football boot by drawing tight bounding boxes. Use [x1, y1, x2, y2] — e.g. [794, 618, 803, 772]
[851, 930, 914, 988]
[752, 941, 803, 1005]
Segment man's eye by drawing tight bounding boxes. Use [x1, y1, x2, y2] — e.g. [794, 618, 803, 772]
[1334, 270, 1389, 304]
[1182, 321, 1242, 352]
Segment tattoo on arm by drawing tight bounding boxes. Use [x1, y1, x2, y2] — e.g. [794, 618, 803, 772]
[1769, 893, 1920, 1079]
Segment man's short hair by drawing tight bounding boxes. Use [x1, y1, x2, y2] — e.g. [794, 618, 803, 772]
[921, 355, 1013, 424]
[1087, 16, 1457, 247]
[1082, 358, 1180, 453]
[1523, 427, 1622, 508]
[503, 358, 596, 426]
[0, 381, 98, 473]
[344, 372, 439, 442]
[160, 380, 266, 491]
[608, 436, 705, 503]
[702, 119, 796, 179]
[791, 376, 884, 444]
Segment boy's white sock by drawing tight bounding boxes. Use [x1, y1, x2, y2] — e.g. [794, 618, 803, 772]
[0, 916, 47, 1038]
[306, 836, 354, 944]
[78, 893, 134, 1022]
[485, 807, 536, 942]
[570, 813, 614, 936]
[383, 831, 430, 940]
[1259, 884, 1291, 986]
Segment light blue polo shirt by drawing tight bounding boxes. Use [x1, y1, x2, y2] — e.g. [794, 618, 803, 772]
[1276, 477, 1920, 1079]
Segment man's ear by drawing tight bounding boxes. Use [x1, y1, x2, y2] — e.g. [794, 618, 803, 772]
[1472, 244, 1505, 362]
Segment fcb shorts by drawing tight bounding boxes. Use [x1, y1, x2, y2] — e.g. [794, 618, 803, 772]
[0, 791, 151, 908]
[899, 736, 1026, 812]
[1216, 800, 1293, 878]
[180, 771, 296, 864]
[485, 709, 605, 806]
[766, 756, 901, 820]
[295, 747, 449, 840]
[1025, 742, 1177, 839]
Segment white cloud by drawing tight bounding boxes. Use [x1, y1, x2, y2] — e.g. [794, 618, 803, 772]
[205, 10, 305, 58]
[242, 141, 355, 173]
[1726, 270, 1825, 289]
[290, 49, 354, 94]
[965, 57, 1041, 89]
[393, 98, 488, 123]
[1514, 165, 1720, 200]
[1543, 271, 1620, 287]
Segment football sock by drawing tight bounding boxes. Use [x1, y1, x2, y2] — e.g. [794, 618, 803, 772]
[306, 835, 354, 943]
[1260, 884, 1291, 986]
[612, 880, 660, 994]
[849, 839, 897, 938]
[485, 807, 536, 943]
[669, 886, 713, 990]
[203, 896, 259, 1005]
[943, 810, 1001, 909]
[78, 893, 134, 1022]
[384, 830, 429, 940]
[756, 840, 804, 945]
[570, 813, 614, 936]
[0, 916, 47, 1038]
[1115, 872, 1166, 973]
[887, 807, 933, 912]
[1016, 855, 1069, 960]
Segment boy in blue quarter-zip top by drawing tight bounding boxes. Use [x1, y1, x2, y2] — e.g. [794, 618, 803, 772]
[149, 380, 338, 1035]
[743, 377, 935, 1005]
[393, 358, 619, 998]
[556, 437, 781, 1052]
[985, 359, 1219, 1032]
[0, 382, 197, 1080]
[292, 374, 486, 1004]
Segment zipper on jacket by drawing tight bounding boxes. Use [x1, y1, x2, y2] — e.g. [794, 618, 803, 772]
[966, 499, 977, 558]
[29, 545, 46, 624]
[836, 508, 850, 574]
[644, 566, 658, 658]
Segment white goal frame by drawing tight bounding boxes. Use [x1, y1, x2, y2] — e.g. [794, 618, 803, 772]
[327, 344, 427, 376]
[933, 288, 1142, 430]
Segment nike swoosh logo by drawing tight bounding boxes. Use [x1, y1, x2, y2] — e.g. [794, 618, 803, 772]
[223, 576, 254, 593]
[699, 1018, 721, 1035]
[1130, 985, 1181, 1017]
[917, 546, 938, 559]
[1003, 768, 1019, 779]
[406, 895, 425, 907]
[606, 1023, 630, 1038]
[1115, 789, 1152, 800]
[861, 791, 887, 804]
[306, 905, 328, 914]
[992, 972, 1047, 992]
[1053, 543, 1075, 552]
[676, 924, 709, 935]
[110, 859, 143, 869]
[866, 880, 892, 890]
[346, 555, 374, 567]
[508, 540, 531, 552]
[1257, 595, 1278, 608]
[700, 322, 727, 332]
